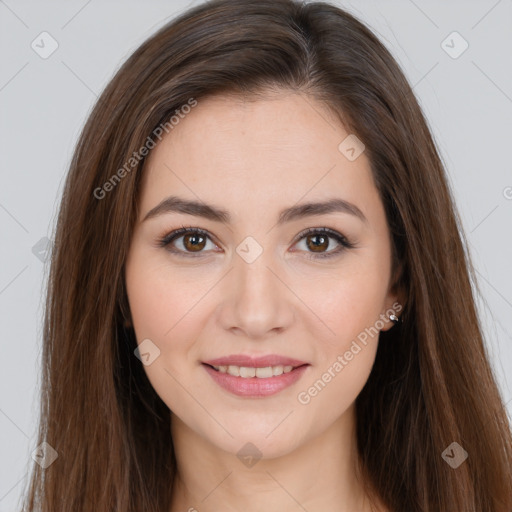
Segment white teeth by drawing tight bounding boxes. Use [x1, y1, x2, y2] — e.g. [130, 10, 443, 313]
[227, 365, 239, 377]
[255, 366, 273, 378]
[272, 365, 284, 376]
[239, 366, 256, 378]
[211, 364, 298, 378]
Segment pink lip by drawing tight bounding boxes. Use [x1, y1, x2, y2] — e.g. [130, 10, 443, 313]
[203, 354, 308, 368]
[202, 354, 310, 397]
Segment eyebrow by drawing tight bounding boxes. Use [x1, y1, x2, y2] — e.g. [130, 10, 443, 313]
[142, 195, 368, 225]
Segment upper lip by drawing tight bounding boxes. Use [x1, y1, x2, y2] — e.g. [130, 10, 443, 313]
[203, 354, 309, 368]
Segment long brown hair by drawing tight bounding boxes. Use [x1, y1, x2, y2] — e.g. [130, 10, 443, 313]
[22, 0, 512, 510]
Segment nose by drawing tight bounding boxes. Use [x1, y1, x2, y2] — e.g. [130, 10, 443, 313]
[216, 245, 295, 340]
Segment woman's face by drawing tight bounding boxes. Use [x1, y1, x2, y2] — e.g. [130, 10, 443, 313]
[125, 91, 399, 458]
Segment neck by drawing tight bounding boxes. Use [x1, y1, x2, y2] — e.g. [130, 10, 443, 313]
[169, 403, 381, 512]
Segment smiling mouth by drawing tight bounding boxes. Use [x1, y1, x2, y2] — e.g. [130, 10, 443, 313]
[202, 362, 310, 397]
[205, 363, 307, 378]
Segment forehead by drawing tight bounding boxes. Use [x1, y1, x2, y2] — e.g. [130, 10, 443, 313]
[139, 91, 379, 221]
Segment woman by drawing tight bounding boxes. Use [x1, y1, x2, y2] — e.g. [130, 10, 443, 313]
[22, 0, 512, 511]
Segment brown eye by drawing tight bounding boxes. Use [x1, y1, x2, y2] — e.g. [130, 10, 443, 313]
[305, 233, 330, 253]
[293, 227, 354, 260]
[182, 233, 207, 252]
[159, 227, 217, 257]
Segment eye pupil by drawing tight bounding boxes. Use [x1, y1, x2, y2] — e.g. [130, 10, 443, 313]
[307, 234, 329, 252]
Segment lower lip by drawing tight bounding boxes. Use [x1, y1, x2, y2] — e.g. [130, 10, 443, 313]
[202, 364, 309, 397]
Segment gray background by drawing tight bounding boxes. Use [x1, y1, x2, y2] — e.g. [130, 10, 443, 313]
[1, 0, 511, 510]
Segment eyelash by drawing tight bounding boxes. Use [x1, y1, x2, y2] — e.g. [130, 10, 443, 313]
[157, 225, 355, 260]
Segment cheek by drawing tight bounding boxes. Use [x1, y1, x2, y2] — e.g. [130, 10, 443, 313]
[126, 251, 211, 342]
[297, 341, 377, 425]
[295, 274, 383, 416]
[125, 254, 204, 413]
[126, 267, 174, 342]
[125, 251, 217, 386]
[298, 262, 388, 348]
[293, 260, 386, 409]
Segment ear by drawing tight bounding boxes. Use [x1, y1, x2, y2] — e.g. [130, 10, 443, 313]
[380, 263, 406, 332]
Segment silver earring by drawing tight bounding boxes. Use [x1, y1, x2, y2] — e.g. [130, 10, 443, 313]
[389, 314, 401, 324]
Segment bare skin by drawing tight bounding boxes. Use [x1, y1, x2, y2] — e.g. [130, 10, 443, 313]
[125, 90, 396, 512]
